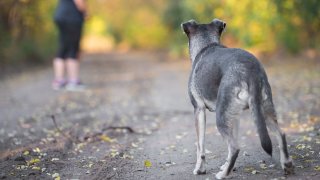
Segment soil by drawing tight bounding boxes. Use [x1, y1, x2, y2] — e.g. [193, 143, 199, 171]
[0, 52, 319, 180]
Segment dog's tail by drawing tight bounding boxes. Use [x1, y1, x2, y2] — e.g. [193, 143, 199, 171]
[249, 84, 272, 156]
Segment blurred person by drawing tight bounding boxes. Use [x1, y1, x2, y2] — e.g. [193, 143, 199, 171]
[52, 0, 87, 91]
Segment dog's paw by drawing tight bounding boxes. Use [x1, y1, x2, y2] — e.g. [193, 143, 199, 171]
[193, 168, 206, 175]
[215, 170, 227, 179]
[220, 162, 229, 171]
[283, 161, 294, 175]
[193, 157, 206, 175]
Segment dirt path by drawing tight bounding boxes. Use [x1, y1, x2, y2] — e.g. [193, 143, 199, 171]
[0, 53, 319, 180]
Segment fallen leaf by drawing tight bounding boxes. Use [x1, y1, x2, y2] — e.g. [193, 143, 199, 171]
[52, 173, 60, 180]
[132, 142, 138, 148]
[314, 166, 320, 171]
[302, 136, 312, 142]
[305, 159, 316, 163]
[296, 144, 306, 150]
[144, 160, 152, 168]
[32, 166, 41, 170]
[88, 163, 94, 168]
[110, 151, 119, 157]
[244, 167, 255, 172]
[51, 158, 59, 161]
[33, 147, 41, 153]
[260, 163, 267, 169]
[99, 135, 116, 143]
[23, 151, 29, 156]
[28, 158, 40, 165]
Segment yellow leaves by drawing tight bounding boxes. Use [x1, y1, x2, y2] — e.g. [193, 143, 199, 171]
[289, 117, 317, 133]
[305, 159, 316, 163]
[99, 135, 116, 143]
[86, 16, 108, 36]
[296, 144, 312, 151]
[88, 162, 94, 168]
[314, 166, 320, 171]
[301, 136, 312, 142]
[33, 147, 41, 153]
[244, 167, 259, 174]
[31, 166, 41, 170]
[28, 158, 40, 166]
[23, 151, 29, 156]
[52, 173, 60, 180]
[296, 144, 306, 150]
[244, 167, 255, 172]
[144, 160, 152, 168]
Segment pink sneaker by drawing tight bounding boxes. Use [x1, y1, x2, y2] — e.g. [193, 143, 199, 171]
[52, 79, 66, 90]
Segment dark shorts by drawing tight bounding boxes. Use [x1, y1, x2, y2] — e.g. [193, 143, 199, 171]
[55, 20, 83, 59]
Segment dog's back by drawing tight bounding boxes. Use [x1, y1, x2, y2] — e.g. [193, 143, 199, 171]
[190, 44, 272, 111]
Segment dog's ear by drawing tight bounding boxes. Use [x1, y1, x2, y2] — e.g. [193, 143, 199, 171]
[181, 19, 198, 35]
[211, 18, 226, 34]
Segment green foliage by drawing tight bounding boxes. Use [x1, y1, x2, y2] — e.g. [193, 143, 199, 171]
[1, 0, 319, 68]
[274, 0, 320, 52]
[0, 0, 56, 69]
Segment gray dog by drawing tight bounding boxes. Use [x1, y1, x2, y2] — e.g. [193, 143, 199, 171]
[181, 19, 294, 179]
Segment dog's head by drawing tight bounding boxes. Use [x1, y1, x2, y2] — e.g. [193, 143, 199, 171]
[181, 19, 226, 44]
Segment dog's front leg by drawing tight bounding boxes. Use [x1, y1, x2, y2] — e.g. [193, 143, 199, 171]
[193, 107, 206, 175]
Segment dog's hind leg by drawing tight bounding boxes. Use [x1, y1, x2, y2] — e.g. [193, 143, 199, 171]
[215, 93, 240, 179]
[193, 107, 207, 175]
[264, 105, 294, 175]
[219, 118, 239, 171]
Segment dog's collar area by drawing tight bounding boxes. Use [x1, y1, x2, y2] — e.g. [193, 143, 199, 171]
[193, 43, 220, 65]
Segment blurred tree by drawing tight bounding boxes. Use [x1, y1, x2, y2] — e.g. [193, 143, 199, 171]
[0, 0, 56, 70]
[162, 0, 194, 56]
[1, 0, 319, 69]
[274, 0, 320, 52]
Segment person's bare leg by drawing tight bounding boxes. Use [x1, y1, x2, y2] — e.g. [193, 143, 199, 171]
[53, 58, 65, 81]
[66, 58, 79, 82]
[65, 58, 85, 91]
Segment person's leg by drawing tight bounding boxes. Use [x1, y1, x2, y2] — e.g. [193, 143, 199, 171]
[66, 58, 79, 83]
[64, 22, 85, 91]
[65, 58, 85, 91]
[52, 57, 66, 90]
[53, 57, 65, 81]
[52, 21, 67, 90]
